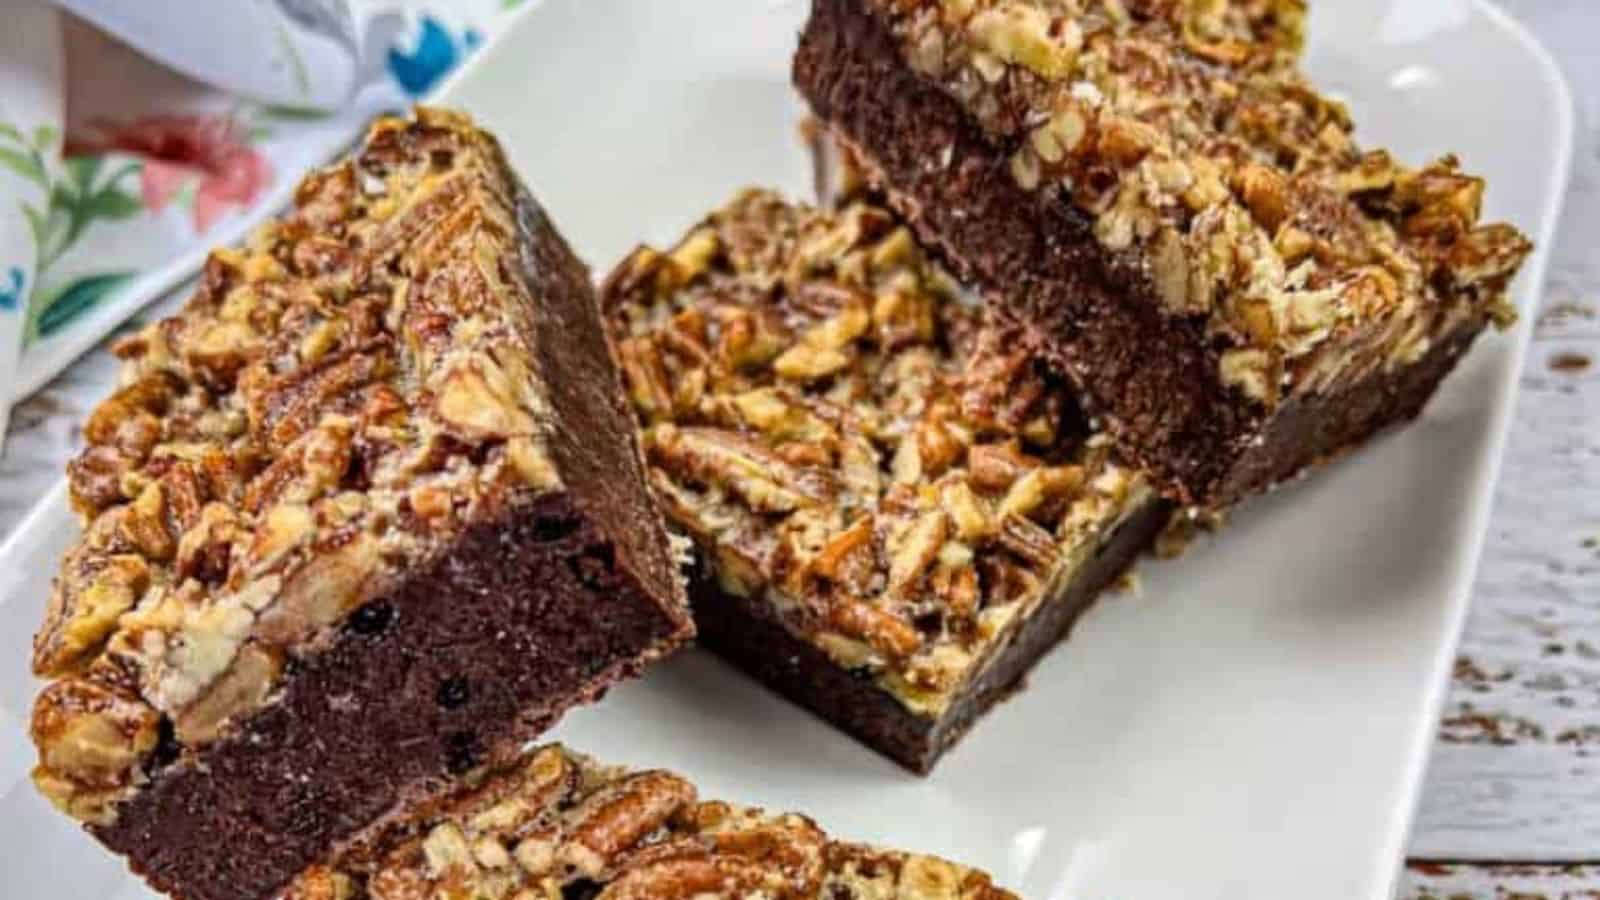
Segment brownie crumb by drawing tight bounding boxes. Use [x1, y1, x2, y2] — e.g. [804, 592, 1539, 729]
[1549, 351, 1592, 373]
[435, 677, 471, 709]
[346, 601, 396, 637]
[533, 515, 582, 543]
[443, 732, 482, 775]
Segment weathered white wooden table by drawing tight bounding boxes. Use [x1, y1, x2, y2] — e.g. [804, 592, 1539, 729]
[0, 2, 1594, 895]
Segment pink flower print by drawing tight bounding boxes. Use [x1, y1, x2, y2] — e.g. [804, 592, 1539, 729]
[65, 115, 273, 234]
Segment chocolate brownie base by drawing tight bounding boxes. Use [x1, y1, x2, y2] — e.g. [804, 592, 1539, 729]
[512, 159, 685, 612]
[93, 493, 684, 900]
[794, 0, 1494, 508]
[693, 498, 1170, 773]
[1216, 322, 1485, 498]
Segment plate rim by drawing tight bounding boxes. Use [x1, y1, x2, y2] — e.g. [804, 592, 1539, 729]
[0, 1, 1577, 896]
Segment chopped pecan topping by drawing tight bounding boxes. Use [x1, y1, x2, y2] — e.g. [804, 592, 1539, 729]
[282, 744, 1016, 900]
[861, 0, 1532, 408]
[603, 191, 1151, 716]
[30, 678, 162, 825]
[30, 108, 571, 825]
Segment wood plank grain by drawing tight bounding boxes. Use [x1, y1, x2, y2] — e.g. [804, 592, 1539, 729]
[1401, 862, 1600, 900]
[1407, 0, 1600, 860]
[1411, 280, 1600, 859]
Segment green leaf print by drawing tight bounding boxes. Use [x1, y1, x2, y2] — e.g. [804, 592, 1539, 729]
[0, 145, 47, 189]
[48, 181, 81, 260]
[261, 103, 332, 121]
[29, 271, 134, 342]
[65, 155, 102, 192]
[22, 151, 144, 282]
[21, 203, 47, 248]
[3, 118, 151, 346]
[85, 187, 143, 221]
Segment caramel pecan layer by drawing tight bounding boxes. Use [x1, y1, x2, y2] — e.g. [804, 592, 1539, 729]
[861, 0, 1531, 408]
[284, 744, 1016, 900]
[603, 191, 1150, 716]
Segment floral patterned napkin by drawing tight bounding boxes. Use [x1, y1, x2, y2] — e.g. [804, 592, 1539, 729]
[0, 0, 528, 450]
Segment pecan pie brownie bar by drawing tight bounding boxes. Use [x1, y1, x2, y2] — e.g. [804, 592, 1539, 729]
[28, 108, 691, 900]
[284, 743, 1017, 900]
[603, 190, 1168, 773]
[795, 0, 1533, 507]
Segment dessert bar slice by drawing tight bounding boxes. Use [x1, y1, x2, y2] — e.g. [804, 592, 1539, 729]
[28, 108, 691, 900]
[603, 190, 1167, 773]
[795, 0, 1533, 507]
[284, 743, 1017, 900]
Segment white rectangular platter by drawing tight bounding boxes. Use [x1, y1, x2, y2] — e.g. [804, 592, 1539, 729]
[0, 1, 1572, 897]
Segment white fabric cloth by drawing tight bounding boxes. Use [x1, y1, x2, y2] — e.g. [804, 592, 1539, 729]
[0, 0, 526, 452]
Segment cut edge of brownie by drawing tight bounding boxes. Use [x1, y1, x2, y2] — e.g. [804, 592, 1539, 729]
[793, 0, 1502, 508]
[1210, 320, 1485, 500]
[499, 140, 687, 613]
[692, 497, 1170, 773]
[92, 490, 687, 900]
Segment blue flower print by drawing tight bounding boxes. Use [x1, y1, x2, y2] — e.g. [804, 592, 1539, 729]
[387, 16, 482, 97]
[0, 267, 24, 312]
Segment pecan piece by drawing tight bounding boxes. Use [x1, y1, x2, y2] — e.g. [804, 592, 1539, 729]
[83, 373, 181, 448]
[914, 419, 964, 480]
[931, 563, 980, 621]
[773, 300, 870, 382]
[773, 343, 851, 383]
[616, 337, 675, 422]
[597, 856, 784, 900]
[998, 465, 1085, 521]
[435, 355, 538, 440]
[665, 227, 721, 288]
[775, 441, 833, 468]
[648, 425, 817, 514]
[421, 821, 476, 879]
[560, 771, 697, 877]
[827, 599, 922, 661]
[174, 502, 245, 585]
[966, 441, 1034, 492]
[872, 283, 936, 349]
[254, 534, 380, 646]
[282, 867, 356, 900]
[174, 643, 282, 746]
[714, 307, 787, 372]
[247, 342, 391, 448]
[811, 516, 875, 582]
[68, 445, 135, 515]
[30, 678, 161, 825]
[996, 515, 1059, 569]
[33, 553, 152, 676]
[248, 503, 316, 574]
[887, 511, 948, 597]
[117, 482, 177, 563]
[940, 481, 993, 543]
[185, 320, 257, 390]
[967, 3, 1081, 81]
[1232, 162, 1293, 232]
